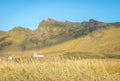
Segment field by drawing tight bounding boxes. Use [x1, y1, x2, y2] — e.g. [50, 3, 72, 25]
[0, 0, 120, 81]
[0, 57, 120, 81]
[0, 25, 120, 81]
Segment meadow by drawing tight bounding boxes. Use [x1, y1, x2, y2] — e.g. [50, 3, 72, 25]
[0, 57, 120, 81]
[0, 24, 120, 81]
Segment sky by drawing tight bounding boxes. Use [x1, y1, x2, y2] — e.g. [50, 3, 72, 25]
[0, 0, 120, 31]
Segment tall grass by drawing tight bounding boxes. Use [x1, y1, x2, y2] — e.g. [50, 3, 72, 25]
[0, 57, 120, 81]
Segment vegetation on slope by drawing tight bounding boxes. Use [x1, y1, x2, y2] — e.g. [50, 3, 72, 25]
[0, 18, 120, 57]
[39, 27, 120, 58]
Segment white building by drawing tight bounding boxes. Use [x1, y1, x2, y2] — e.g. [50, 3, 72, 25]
[7, 56, 13, 61]
[33, 52, 44, 57]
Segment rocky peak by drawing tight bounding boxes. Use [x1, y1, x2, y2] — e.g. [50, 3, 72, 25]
[89, 19, 97, 23]
[38, 18, 57, 28]
[47, 18, 55, 21]
[88, 19, 98, 25]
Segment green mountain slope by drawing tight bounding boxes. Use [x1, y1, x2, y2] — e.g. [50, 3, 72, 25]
[39, 27, 120, 58]
[0, 18, 120, 57]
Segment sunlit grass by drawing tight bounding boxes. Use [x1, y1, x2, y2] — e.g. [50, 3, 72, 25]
[39, 27, 120, 55]
[0, 57, 120, 81]
[0, 27, 120, 81]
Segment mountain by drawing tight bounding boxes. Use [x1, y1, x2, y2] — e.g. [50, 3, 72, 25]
[0, 30, 5, 35]
[111, 22, 120, 27]
[39, 27, 120, 58]
[0, 18, 120, 57]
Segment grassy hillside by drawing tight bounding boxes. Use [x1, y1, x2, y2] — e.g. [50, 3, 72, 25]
[0, 20, 120, 81]
[1, 27, 120, 58]
[38, 27, 120, 58]
[0, 19, 120, 58]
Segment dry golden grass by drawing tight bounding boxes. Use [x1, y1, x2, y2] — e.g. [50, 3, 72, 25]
[0, 27, 120, 81]
[0, 57, 120, 81]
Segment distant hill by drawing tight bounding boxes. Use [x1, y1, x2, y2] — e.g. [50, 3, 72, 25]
[0, 18, 120, 57]
[0, 30, 5, 35]
[39, 27, 120, 58]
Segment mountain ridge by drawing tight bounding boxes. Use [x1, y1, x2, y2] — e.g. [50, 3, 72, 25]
[0, 18, 120, 57]
[0, 18, 118, 32]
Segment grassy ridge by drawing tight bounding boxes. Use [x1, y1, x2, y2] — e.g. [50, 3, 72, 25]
[0, 19, 114, 53]
[0, 58, 120, 81]
[0, 27, 120, 59]
[39, 27, 120, 56]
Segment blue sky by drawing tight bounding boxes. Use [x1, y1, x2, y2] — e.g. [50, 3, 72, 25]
[0, 0, 120, 31]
